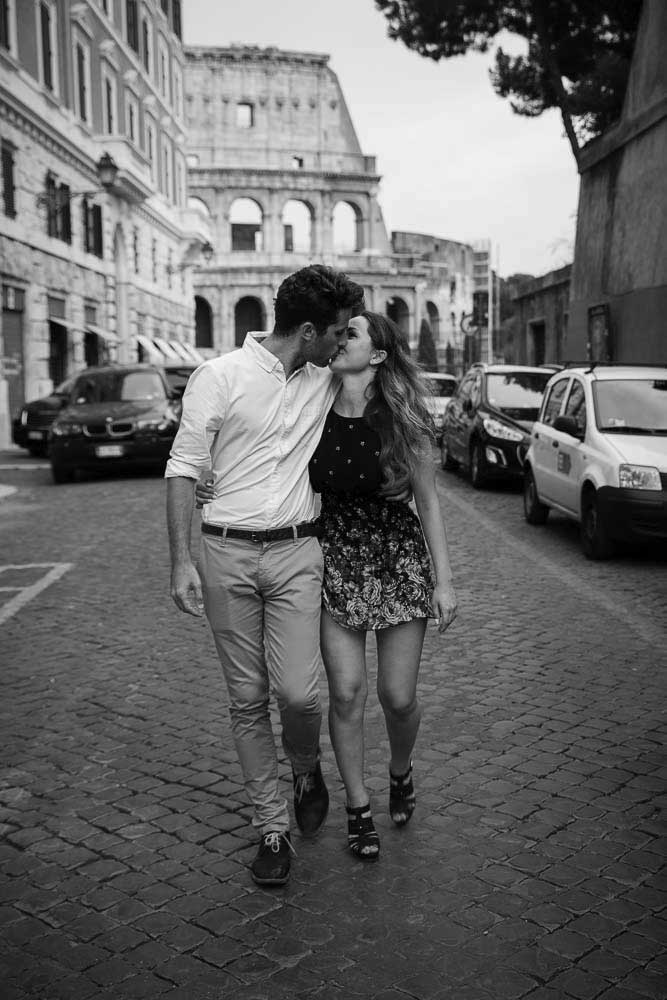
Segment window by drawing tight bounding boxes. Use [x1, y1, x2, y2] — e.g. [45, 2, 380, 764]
[564, 379, 587, 436]
[132, 226, 140, 273]
[1, 0, 17, 54]
[125, 91, 139, 144]
[151, 237, 157, 282]
[175, 157, 184, 206]
[160, 0, 168, 13]
[145, 119, 155, 180]
[126, 0, 138, 51]
[236, 102, 254, 128]
[161, 135, 171, 199]
[73, 35, 92, 124]
[102, 70, 117, 134]
[158, 36, 169, 99]
[541, 378, 569, 425]
[291, 156, 304, 169]
[38, 0, 58, 94]
[141, 12, 151, 73]
[172, 62, 183, 119]
[172, 0, 181, 39]
[82, 197, 103, 258]
[1, 140, 16, 218]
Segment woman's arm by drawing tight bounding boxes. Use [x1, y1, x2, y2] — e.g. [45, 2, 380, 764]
[411, 448, 457, 633]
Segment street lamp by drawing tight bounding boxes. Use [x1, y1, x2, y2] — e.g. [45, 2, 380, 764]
[166, 241, 215, 276]
[36, 152, 119, 209]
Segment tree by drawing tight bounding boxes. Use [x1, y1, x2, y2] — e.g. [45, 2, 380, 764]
[417, 318, 438, 369]
[374, 1, 643, 164]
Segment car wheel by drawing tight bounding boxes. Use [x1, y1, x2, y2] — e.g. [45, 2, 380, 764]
[470, 441, 487, 489]
[580, 490, 615, 560]
[523, 468, 549, 525]
[51, 461, 74, 484]
[440, 436, 458, 471]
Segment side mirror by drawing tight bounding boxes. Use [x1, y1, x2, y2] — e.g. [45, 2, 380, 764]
[553, 415, 582, 438]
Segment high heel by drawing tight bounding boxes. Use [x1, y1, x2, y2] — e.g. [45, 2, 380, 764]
[346, 803, 380, 861]
[389, 762, 416, 826]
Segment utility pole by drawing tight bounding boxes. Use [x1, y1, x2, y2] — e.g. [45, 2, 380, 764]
[487, 247, 493, 363]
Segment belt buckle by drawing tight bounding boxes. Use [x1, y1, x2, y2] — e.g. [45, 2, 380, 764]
[249, 530, 263, 544]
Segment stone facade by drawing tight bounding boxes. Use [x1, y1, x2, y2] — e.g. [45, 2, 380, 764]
[568, 0, 667, 362]
[511, 265, 572, 366]
[183, 45, 473, 369]
[0, 0, 211, 446]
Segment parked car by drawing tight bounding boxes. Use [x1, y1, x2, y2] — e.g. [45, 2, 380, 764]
[161, 363, 197, 399]
[12, 374, 78, 456]
[523, 365, 667, 558]
[423, 372, 458, 441]
[49, 364, 182, 483]
[440, 363, 553, 487]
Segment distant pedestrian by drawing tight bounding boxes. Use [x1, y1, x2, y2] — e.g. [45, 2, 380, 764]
[308, 311, 457, 860]
[166, 264, 364, 886]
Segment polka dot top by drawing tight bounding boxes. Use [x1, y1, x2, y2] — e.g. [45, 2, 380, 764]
[309, 408, 382, 496]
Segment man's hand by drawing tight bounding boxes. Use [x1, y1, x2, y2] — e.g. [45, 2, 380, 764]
[171, 560, 205, 617]
[195, 470, 215, 509]
[432, 583, 457, 634]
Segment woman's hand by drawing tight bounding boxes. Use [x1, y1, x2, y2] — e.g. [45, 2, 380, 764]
[195, 470, 215, 509]
[432, 582, 457, 634]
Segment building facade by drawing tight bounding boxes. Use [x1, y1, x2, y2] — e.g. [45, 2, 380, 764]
[568, 0, 666, 363]
[0, 0, 211, 446]
[183, 45, 473, 370]
[511, 264, 572, 366]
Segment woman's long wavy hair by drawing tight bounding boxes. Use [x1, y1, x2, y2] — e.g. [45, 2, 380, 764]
[361, 311, 435, 496]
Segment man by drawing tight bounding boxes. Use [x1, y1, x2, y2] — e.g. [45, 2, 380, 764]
[166, 265, 364, 886]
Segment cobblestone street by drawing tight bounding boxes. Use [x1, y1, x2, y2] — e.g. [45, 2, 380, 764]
[1, 452, 666, 1000]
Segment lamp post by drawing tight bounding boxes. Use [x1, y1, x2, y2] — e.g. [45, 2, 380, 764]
[36, 152, 119, 209]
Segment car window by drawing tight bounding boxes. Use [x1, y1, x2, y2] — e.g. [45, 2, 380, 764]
[470, 373, 482, 408]
[564, 379, 587, 435]
[541, 378, 570, 425]
[485, 371, 551, 420]
[426, 377, 457, 398]
[164, 367, 196, 392]
[73, 371, 167, 404]
[593, 378, 667, 432]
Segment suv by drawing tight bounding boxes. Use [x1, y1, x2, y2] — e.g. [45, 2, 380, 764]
[523, 365, 667, 558]
[12, 374, 78, 456]
[423, 372, 458, 442]
[49, 364, 181, 483]
[440, 363, 553, 487]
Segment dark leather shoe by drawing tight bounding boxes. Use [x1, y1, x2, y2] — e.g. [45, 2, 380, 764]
[250, 831, 293, 886]
[293, 761, 329, 838]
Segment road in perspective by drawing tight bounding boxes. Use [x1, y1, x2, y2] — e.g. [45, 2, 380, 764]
[1, 453, 666, 1000]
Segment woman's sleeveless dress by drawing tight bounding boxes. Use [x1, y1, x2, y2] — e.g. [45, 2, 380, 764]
[309, 409, 435, 630]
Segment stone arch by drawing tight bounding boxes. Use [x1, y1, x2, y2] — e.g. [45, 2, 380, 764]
[426, 300, 440, 340]
[333, 200, 362, 253]
[188, 195, 212, 218]
[281, 199, 313, 253]
[235, 296, 266, 346]
[230, 197, 264, 252]
[386, 295, 410, 343]
[195, 295, 214, 349]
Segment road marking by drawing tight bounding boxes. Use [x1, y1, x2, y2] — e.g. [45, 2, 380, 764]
[440, 485, 665, 646]
[0, 563, 72, 626]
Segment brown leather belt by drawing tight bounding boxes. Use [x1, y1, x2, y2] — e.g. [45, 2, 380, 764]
[202, 521, 320, 543]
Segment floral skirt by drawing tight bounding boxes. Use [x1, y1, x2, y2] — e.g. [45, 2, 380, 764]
[319, 491, 435, 630]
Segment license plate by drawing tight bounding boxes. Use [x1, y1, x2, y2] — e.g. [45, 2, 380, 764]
[28, 431, 44, 440]
[95, 444, 124, 458]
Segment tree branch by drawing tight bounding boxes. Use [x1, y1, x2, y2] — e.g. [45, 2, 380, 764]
[531, 0, 581, 166]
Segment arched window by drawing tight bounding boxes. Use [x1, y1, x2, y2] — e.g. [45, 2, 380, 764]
[333, 200, 361, 253]
[195, 295, 213, 349]
[234, 297, 265, 346]
[386, 296, 410, 344]
[230, 197, 263, 252]
[282, 199, 312, 253]
[426, 301, 440, 340]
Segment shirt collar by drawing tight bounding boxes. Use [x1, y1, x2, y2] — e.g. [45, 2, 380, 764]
[243, 332, 321, 380]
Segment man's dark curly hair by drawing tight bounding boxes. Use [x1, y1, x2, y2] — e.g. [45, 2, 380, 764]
[273, 265, 365, 336]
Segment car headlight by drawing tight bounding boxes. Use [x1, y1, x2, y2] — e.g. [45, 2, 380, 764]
[20, 410, 28, 426]
[136, 416, 176, 433]
[51, 422, 82, 437]
[482, 417, 524, 442]
[619, 464, 661, 491]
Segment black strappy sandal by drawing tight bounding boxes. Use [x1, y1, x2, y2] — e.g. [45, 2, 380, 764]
[389, 762, 416, 827]
[346, 804, 380, 861]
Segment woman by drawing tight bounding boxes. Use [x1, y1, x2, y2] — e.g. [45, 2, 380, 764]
[197, 311, 457, 861]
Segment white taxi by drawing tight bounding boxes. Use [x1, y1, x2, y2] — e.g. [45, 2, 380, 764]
[523, 365, 667, 558]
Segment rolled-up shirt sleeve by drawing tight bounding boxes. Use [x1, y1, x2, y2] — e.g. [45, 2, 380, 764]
[165, 363, 228, 479]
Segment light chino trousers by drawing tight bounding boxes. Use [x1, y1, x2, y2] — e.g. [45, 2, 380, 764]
[198, 533, 324, 835]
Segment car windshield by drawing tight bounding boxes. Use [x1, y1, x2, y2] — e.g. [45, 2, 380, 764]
[593, 378, 667, 434]
[426, 378, 457, 398]
[73, 371, 166, 404]
[164, 367, 195, 392]
[485, 372, 552, 420]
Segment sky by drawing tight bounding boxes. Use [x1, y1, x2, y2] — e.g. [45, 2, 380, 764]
[183, 0, 580, 279]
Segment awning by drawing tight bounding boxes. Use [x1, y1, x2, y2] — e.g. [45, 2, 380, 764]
[135, 334, 164, 363]
[178, 342, 206, 364]
[168, 340, 196, 363]
[85, 324, 118, 344]
[151, 336, 182, 362]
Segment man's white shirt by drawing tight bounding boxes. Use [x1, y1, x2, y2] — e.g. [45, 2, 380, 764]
[165, 334, 337, 529]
